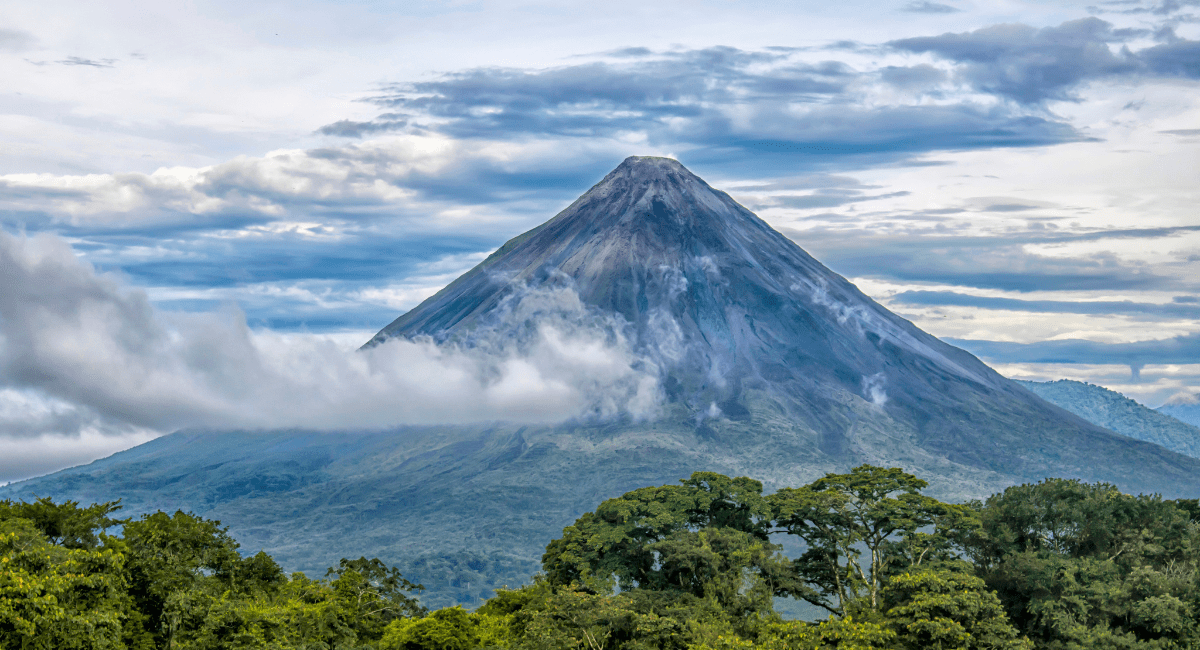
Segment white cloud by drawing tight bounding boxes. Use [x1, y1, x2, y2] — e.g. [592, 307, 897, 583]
[0, 387, 160, 484]
[0, 428, 158, 487]
[0, 231, 661, 443]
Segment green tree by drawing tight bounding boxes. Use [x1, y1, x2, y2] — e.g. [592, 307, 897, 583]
[0, 518, 127, 650]
[768, 465, 977, 615]
[688, 614, 896, 650]
[881, 567, 1030, 650]
[542, 472, 802, 616]
[969, 478, 1200, 648]
[502, 583, 727, 650]
[165, 571, 366, 650]
[327, 556, 427, 641]
[122, 510, 244, 648]
[643, 528, 791, 618]
[0, 497, 124, 549]
[381, 607, 482, 650]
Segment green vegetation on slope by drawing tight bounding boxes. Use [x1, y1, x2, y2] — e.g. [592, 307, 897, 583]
[4, 466, 1200, 649]
[1017, 379, 1200, 458]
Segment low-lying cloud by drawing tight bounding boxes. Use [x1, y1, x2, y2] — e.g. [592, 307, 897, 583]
[893, 290, 1200, 319]
[950, 333, 1200, 370]
[0, 232, 662, 464]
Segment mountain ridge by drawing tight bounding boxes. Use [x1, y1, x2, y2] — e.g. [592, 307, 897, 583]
[1016, 379, 1200, 459]
[1160, 400, 1200, 429]
[363, 155, 1199, 490]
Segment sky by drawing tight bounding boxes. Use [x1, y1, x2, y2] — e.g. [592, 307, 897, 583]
[1, 0, 1199, 482]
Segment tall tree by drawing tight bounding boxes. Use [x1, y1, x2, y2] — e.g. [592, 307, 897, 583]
[881, 568, 1030, 650]
[969, 478, 1199, 648]
[542, 472, 804, 615]
[327, 556, 427, 640]
[0, 518, 127, 650]
[0, 497, 123, 549]
[122, 510, 244, 648]
[768, 465, 977, 615]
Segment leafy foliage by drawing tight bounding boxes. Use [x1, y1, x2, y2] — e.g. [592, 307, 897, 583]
[0, 518, 126, 649]
[769, 465, 978, 615]
[967, 478, 1200, 649]
[0, 500, 424, 650]
[327, 556, 427, 638]
[0, 497, 123, 549]
[8, 467, 1200, 649]
[881, 567, 1030, 650]
[542, 471, 798, 617]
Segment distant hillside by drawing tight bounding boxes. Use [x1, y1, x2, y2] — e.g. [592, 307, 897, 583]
[1159, 401, 1200, 429]
[1017, 379, 1200, 459]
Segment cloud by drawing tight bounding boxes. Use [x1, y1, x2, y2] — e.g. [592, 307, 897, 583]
[0, 232, 662, 439]
[315, 116, 408, 138]
[982, 203, 1039, 212]
[751, 190, 911, 210]
[0, 388, 159, 484]
[375, 48, 850, 138]
[318, 46, 1087, 164]
[890, 18, 1199, 104]
[901, 1, 962, 13]
[889, 18, 1141, 103]
[57, 56, 116, 68]
[1138, 38, 1200, 77]
[950, 332, 1200, 368]
[0, 137, 621, 236]
[0, 141, 649, 332]
[0, 28, 35, 51]
[1089, 0, 1200, 16]
[793, 227, 1190, 293]
[880, 64, 948, 89]
[893, 290, 1200, 319]
[0, 428, 158, 486]
[1164, 390, 1200, 405]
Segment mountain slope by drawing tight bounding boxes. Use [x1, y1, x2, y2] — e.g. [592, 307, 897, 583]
[1016, 379, 1200, 459]
[367, 156, 1200, 492]
[1160, 402, 1200, 429]
[5, 156, 1200, 609]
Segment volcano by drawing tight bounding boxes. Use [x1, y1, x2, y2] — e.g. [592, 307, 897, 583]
[365, 156, 1194, 486]
[6, 156, 1199, 608]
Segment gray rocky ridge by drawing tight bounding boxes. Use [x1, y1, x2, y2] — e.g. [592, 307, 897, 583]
[366, 156, 1198, 494]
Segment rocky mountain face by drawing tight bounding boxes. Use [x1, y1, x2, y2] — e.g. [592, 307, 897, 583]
[366, 156, 1199, 493]
[6, 156, 1200, 608]
[1016, 379, 1200, 459]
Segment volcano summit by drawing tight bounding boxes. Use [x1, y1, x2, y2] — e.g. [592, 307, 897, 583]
[6, 156, 1200, 607]
[368, 156, 1196, 491]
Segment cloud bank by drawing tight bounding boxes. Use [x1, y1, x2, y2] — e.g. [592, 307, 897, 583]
[0, 231, 661, 481]
[950, 333, 1200, 369]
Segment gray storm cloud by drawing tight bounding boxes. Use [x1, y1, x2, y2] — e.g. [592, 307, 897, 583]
[0, 232, 662, 443]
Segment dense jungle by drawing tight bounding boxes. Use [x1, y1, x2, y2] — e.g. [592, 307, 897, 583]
[4, 465, 1199, 650]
